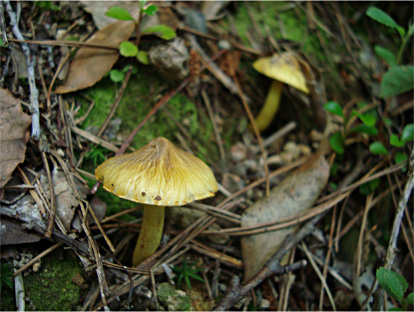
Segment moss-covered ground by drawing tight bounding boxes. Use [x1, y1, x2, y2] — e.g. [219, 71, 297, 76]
[22, 250, 85, 311]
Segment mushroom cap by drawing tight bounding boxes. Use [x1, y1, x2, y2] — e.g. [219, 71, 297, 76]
[253, 52, 309, 94]
[95, 137, 218, 206]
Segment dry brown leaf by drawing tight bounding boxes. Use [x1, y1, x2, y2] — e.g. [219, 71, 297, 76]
[55, 19, 135, 94]
[81, 1, 140, 30]
[241, 152, 329, 281]
[0, 88, 31, 190]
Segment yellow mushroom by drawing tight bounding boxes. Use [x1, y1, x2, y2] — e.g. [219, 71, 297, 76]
[252, 52, 309, 132]
[96, 137, 218, 266]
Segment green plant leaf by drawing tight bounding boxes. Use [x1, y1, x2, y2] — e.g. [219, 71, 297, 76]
[409, 23, 414, 36]
[324, 101, 344, 117]
[143, 4, 158, 16]
[376, 267, 408, 303]
[137, 50, 150, 65]
[390, 134, 405, 147]
[109, 69, 125, 83]
[406, 292, 414, 305]
[329, 131, 345, 154]
[119, 41, 138, 57]
[366, 7, 405, 37]
[370, 142, 387, 155]
[395, 152, 408, 164]
[105, 6, 134, 21]
[356, 111, 376, 127]
[350, 124, 378, 135]
[374, 46, 396, 66]
[142, 24, 177, 40]
[0, 37, 8, 47]
[401, 124, 414, 142]
[380, 65, 414, 98]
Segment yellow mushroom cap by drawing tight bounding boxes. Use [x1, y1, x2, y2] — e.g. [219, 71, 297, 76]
[95, 137, 218, 206]
[253, 52, 309, 94]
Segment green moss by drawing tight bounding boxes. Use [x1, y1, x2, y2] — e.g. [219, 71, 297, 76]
[23, 251, 85, 311]
[0, 261, 15, 311]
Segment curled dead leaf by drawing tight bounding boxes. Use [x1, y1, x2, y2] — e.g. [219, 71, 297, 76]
[0, 88, 31, 191]
[241, 152, 329, 281]
[55, 19, 135, 94]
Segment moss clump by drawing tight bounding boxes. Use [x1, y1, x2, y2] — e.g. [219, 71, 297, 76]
[23, 251, 85, 311]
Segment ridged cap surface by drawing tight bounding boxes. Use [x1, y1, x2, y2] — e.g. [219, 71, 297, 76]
[95, 137, 218, 206]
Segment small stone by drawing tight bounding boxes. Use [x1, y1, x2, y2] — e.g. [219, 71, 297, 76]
[230, 142, 247, 161]
[261, 298, 271, 309]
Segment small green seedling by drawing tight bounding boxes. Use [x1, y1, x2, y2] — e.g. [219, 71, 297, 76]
[173, 258, 205, 290]
[376, 267, 414, 311]
[105, 1, 176, 72]
[324, 101, 379, 155]
[324, 101, 411, 166]
[366, 7, 414, 97]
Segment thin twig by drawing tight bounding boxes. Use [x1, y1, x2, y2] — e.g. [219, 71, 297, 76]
[5, 0, 40, 138]
[232, 74, 270, 197]
[97, 68, 133, 137]
[201, 89, 226, 162]
[13, 243, 61, 276]
[7, 38, 119, 50]
[302, 242, 337, 311]
[372, 153, 414, 310]
[39, 145, 56, 238]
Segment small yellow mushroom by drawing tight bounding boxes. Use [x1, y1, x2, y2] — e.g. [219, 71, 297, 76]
[96, 137, 218, 266]
[252, 52, 309, 132]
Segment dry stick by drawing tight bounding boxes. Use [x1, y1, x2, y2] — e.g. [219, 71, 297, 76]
[201, 89, 226, 162]
[388, 168, 414, 263]
[97, 68, 133, 137]
[319, 203, 337, 311]
[220, 156, 307, 208]
[7, 38, 119, 50]
[39, 147, 56, 238]
[5, 0, 40, 138]
[0, 3, 8, 46]
[316, 161, 406, 204]
[356, 194, 375, 279]
[203, 191, 350, 236]
[189, 240, 243, 269]
[302, 242, 337, 311]
[13, 243, 61, 276]
[72, 126, 119, 153]
[232, 75, 270, 197]
[279, 247, 296, 311]
[16, 167, 46, 215]
[204, 161, 406, 236]
[179, 25, 263, 56]
[214, 213, 324, 311]
[372, 157, 414, 311]
[87, 204, 115, 253]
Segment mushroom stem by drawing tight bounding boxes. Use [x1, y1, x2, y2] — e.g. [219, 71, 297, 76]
[132, 204, 165, 266]
[251, 80, 283, 132]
